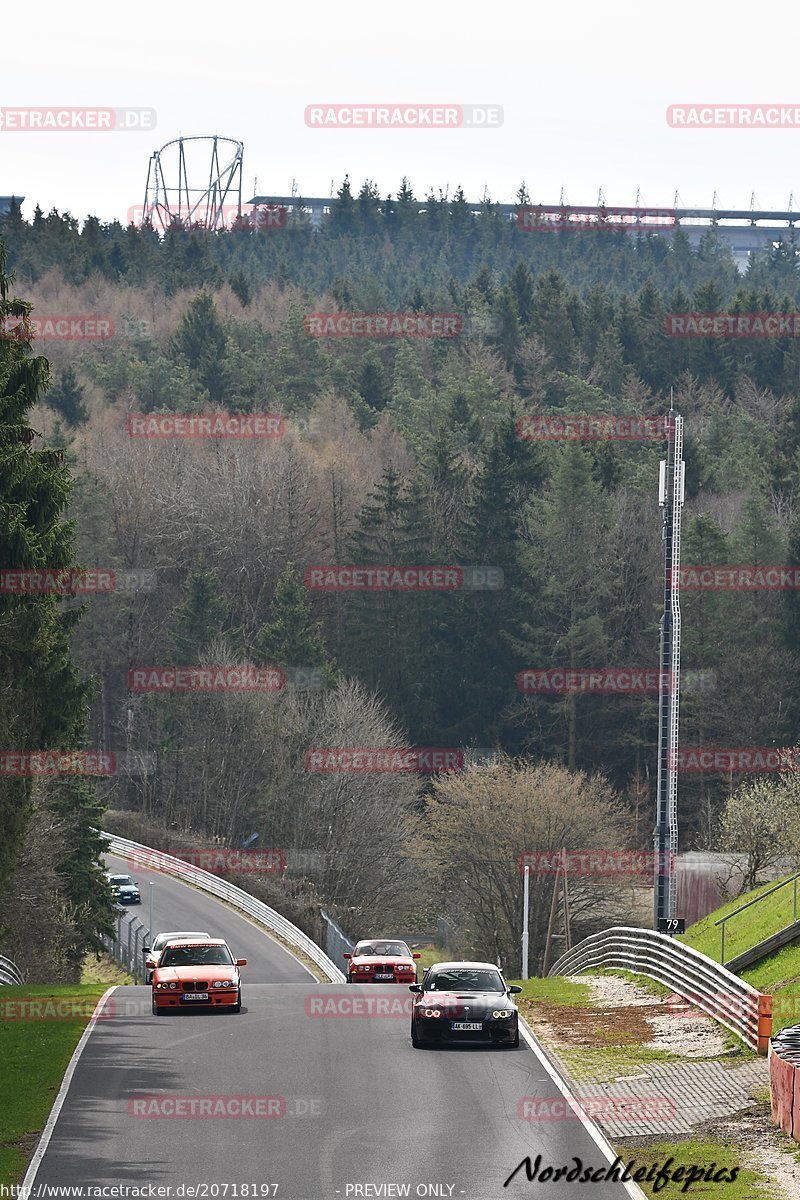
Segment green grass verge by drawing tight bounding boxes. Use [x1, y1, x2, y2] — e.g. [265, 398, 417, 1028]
[614, 1138, 775, 1198]
[0, 984, 106, 1187]
[678, 873, 800, 1034]
[509, 976, 594, 1006]
[680, 874, 799, 964]
[558, 1044, 687, 1081]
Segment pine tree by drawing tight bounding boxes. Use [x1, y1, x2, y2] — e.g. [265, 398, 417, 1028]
[229, 269, 251, 307]
[170, 569, 232, 662]
[254, 563, 335, 680]
[0, 238, 95, 894]
[45, 364, 89, 427]
[170, 291, 231, 403]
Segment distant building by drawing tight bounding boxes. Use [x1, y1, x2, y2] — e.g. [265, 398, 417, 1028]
[0, 196, 23, 216]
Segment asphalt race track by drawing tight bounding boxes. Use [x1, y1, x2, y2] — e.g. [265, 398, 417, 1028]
[28, 856, 644, 1200]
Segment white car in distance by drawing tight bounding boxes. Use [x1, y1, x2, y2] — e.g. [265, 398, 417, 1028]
[142, 931, 211, 984]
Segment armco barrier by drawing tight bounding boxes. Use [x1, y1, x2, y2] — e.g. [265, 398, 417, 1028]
[0, 954, 23, 985]
[101, 832, 345, 982]
[549, 925, 772, 1054]
[770, 1025, 800, 1140]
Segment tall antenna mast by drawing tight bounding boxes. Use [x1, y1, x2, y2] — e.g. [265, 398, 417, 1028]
[654, 397, 685, 925]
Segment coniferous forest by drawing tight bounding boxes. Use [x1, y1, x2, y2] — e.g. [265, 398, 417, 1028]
[3, 184, 800, 972]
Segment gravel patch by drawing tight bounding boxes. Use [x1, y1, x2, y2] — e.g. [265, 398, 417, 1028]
[567, 973, 732, 1058]
[711, 1112, 800, 1200]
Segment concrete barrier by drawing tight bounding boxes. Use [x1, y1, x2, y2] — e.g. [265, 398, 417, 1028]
[769, 1030, 800, 1139]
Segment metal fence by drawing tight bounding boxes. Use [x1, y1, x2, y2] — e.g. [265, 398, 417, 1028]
[550, 924, 773, 1054]
[101, 909, 151, 983]
[0, 954, 23, 986]
[102, 831, 345, 982]
[320, 909, 354, 970]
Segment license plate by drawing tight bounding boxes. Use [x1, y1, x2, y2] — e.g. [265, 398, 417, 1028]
[374, 973, 394, 980]
[182, 992, 209, 1000]
[451, 1021, 482, 1031]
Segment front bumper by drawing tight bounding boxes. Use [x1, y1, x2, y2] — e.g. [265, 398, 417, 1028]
[413, 1016, 517, 1043]
[350, 973, 416, 984]
[152, 987, 239, 1010]
[117, 894, 141, 904]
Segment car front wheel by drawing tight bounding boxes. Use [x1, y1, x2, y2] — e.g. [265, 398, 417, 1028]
[232, 988, 242, 1013]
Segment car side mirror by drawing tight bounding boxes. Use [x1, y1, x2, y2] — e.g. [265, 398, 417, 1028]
[343, 953, 351, 959]
[412, 953, 421, 960]
[409, 984, 422, 993]
[236, 958, 247, 967]
[145, 961, 156, 971]
[508, 984, 523, 994]
[142, 946, 150, 955]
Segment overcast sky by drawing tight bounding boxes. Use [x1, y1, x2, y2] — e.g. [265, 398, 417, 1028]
[4, 0, 799, 224]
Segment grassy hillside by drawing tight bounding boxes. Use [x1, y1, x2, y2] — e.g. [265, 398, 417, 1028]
[681, 873, 800, 1033]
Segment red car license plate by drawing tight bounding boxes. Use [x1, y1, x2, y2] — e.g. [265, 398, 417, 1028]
[451, 1021, 482, 1030]
[374, 973, 394, 980]
[182, 992, 209, 1000]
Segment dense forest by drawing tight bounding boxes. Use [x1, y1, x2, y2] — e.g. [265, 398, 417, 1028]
[3, 182, 800, 971]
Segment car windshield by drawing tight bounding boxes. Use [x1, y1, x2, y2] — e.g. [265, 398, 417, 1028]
[159, 944, 234, 968]
[426, 969, 505, 992]
[109, 875, 134, 887]
[355, 942, 410, 957]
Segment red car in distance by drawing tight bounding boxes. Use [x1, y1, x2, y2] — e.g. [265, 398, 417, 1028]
[344, 939, 421, 984]
[147, 939, 246, 1014]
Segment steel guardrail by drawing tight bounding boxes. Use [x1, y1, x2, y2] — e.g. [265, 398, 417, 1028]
[549, 925, 772, 1053]
[101, 832, 345, 982]
[0, 954, 23, 985]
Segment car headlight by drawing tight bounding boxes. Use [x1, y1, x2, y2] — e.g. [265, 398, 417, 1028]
[169, 982, 178, 989]
[492, 1009, 510, 1019]
[359, 964, 371, 970]
[423, 1008, 440, 1018]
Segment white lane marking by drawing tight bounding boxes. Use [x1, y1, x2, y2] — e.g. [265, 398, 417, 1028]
[105, 853, 319, 980]
[518, 1017, 649, 1199]
[22, 986, 118, 1191]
